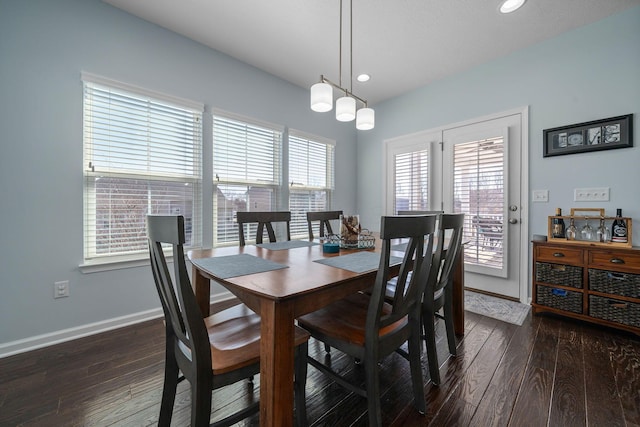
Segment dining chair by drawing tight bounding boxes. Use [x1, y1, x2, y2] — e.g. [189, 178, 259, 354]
[297, 215, 436, 427]
[397, 210, 444, 215]
[422, 213, 465, 386]
[236, 211, 291, 246]
[147, 215, 309, 427]
[306, 210, 343, 240]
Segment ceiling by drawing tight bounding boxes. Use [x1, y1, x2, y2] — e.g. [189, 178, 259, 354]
[103, 0, 640, 105]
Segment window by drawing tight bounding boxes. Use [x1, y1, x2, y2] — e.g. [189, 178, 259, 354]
[453, 136, 504, 269]
[394, 148, 429, 213]
[213, 112, 282, 245]
[288, 131, 335, 238]
[82, 73, 203, 262]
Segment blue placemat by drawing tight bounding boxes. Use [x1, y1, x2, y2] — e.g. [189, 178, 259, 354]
[313, 251, 403, 273]
[191, 254, 288, 279]
[256, 240, 319, 250]
[391, 243, 408, 252]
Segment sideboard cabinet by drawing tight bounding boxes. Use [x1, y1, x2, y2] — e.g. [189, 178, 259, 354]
[532, 240, 640, 335]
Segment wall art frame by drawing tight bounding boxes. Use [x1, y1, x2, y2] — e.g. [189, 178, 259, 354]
[543, 114, 633, 158]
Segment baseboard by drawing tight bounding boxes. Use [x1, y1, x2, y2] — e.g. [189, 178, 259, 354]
[0, 291, 235, 359]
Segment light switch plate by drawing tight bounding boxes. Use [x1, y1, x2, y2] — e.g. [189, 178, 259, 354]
[532, 190, 549, 202]
[574, 187, 610, 202]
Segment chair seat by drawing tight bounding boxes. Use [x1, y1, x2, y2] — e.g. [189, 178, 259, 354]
[297, 293, 406, 347]
[204, 304, 310, 375]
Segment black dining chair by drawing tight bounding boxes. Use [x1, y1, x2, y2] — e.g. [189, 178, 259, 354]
[422, 213, 464, 385]
[147, 215, 309, 427]
[297, 215, 436, 426]
[306, 210, 343, 240]
[236, 211, 291, 246]
[397, 210, 444, 216]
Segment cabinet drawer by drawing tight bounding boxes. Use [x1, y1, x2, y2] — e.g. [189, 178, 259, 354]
[588, 250, 640, 273]
[536, 246, 583, 265]
[589, 295, 640, 328]
[536, 285, 583, 314]
[589, 269, 640, 299]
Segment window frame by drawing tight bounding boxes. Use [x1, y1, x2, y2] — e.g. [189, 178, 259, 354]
[81, 72, 203, 268]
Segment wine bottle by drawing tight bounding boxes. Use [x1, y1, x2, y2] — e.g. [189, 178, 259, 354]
[611, 208, 628, 243]
[552, 208, 566, 238]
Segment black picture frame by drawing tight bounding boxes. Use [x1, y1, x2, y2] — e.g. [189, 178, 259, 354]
[543, 114, 633, 158]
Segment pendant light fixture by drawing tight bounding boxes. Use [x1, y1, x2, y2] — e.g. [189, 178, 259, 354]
[310, 0, 374, 130]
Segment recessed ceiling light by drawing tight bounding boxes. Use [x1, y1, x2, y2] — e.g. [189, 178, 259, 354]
[356, 74, 370, 82]
[499, 0, 526, 13]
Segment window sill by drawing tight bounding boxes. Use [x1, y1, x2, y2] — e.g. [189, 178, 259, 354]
[79, 255, 152, 274]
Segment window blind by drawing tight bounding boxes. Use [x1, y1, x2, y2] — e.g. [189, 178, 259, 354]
[213, 113, 282, 245]
[453, 137, 504, 269]
[83, 76, 202, 261]
[288, 132, 335, 238]
[394, 149, 429, 213]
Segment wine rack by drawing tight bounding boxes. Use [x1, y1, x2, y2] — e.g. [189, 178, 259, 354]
[547, 207, 632, 248]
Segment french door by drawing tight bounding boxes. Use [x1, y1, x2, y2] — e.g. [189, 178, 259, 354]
[385, 109, 528, 302]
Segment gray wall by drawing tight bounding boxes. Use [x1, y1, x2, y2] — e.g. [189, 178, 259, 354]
[0, 0, 357, 349]
[357, 7, 640, 262]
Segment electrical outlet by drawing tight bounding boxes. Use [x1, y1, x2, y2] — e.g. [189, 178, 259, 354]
[532, 189, 549, 202]
[54, 280, 69, 299]
[574, 187, 610, 202]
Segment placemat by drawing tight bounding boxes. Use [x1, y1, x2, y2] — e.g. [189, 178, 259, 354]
[256, 240, 319, 250]
[313, 251, 403, 274]
[190, 254, 288, 279]
[391, 243, 408, 252]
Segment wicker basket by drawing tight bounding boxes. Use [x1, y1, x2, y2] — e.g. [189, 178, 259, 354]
[589, 269, 640, 299]
[536, 262, 583, 288]
[536, 285, 583, 314]
[589, 295, 640, 328]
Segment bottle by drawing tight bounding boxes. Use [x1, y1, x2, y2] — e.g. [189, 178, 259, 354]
[611, 209, 628, 243]
[566, 217, 577, 240]
[552, 208, 566, 238]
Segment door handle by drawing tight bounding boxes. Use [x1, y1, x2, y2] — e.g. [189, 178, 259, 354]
[508, 218, 518, 224]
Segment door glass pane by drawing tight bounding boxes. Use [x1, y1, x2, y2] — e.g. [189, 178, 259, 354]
[394, 149, 429, 213]
[453, 137, 504, 270]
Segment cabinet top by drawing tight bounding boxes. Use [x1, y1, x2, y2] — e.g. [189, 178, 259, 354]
[532, 239, 640, 252]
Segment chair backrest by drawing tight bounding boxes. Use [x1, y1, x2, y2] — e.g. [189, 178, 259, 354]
[368, 215, 436, 335]
[147, 215, 211, 375]
[236, 211, 291, 246]
[397, 210, 443, 216]
[428, 213, 465, 295]
[306, 210, 343, 240]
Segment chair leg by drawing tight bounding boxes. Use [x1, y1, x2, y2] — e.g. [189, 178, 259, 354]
[443, 285, 457, 356]
[294, 342, 309, 427]
[158, 352, 179, 427]
[191, 373, 213, 427]
[422, 305, 441, 386]
[365, 350, 382, 427]
[408, 319, 426, 415]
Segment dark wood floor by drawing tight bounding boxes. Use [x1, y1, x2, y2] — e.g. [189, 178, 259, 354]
[1, 301, 639, 427]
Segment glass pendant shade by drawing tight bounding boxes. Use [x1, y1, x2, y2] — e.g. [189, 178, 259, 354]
[335, 96, 356, 122]
[356, 107, 375, 130]
[310, 82, 333, 112]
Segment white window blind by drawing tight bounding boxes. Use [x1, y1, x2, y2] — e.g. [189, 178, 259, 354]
[289, 131, 335, 238]
[453, 137, 504, 269]
[394, 149, 429, 213]
[213, 113, 282, 245]
[82, 75, 203, 261]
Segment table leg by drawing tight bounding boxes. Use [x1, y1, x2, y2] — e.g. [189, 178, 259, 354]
[192, 265, 211, 317]
[453, 244, 465, 335]
[260, 299, 295, 427]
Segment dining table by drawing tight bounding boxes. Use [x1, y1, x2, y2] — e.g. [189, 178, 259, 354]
[188, 236, 465, 427]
